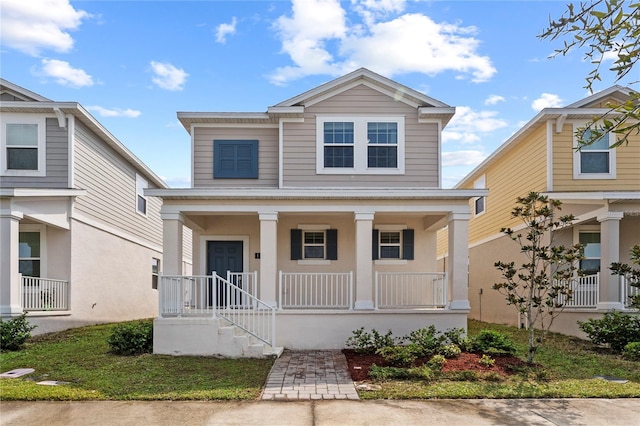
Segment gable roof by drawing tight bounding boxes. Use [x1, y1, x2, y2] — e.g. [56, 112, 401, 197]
[178, 68, 456, 131]
[0, 79, 167, 189]
[454, 85, 635, 189]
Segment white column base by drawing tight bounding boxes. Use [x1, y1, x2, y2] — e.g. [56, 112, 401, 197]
[596, 302, 625, 311]
[449, 300, 471, 310]
[354, 300, 375, 310]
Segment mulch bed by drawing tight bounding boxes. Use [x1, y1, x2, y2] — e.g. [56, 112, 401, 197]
[342, 349, 527, 382]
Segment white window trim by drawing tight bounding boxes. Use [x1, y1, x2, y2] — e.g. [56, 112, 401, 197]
[316, 115, 405, 175]
[572, 122, 616, 180]
[19, 224, 47, 278]
[473, 175, 486, 217]
[297, 225, 331, 265]
[135, 174, 148, 217]
[1, 113, 47, 177]
[374, 224, 407, 264]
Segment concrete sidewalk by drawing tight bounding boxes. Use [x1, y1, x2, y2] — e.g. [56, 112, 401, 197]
[2, 399, 639, 426]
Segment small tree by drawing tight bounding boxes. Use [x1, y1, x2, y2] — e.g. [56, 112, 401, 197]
[610, 244, 640, 310]
[493, 192, 584, 363]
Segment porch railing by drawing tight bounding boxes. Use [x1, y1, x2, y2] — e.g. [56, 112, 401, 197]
[279, 271, 353, 309]
[375, 272, 447, 309]
[227, 271, 258, 301]
[21, 275, 70, 311]
[556, 273, 599, 308]
[622, 275, 640, 308]
[158, 274, 275, 347]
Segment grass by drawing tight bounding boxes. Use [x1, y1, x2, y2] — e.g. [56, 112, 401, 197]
[2, 319, 639, 400]
[358, 319, 640, 399]
[0, 322, 273, 400]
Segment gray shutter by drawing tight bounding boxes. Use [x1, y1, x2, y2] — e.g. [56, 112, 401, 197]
[402, 229, 414, 260]
[372, 229, 379, 260]
[290, 229, 302, 260]
[326, 229, 338, 260]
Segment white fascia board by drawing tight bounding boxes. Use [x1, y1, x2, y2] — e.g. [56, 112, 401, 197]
[566, 85, 631, 108]
[267, 106, 304, 114]
[0, 188, 87, 198]
[543, 191, 640, 201]
[0, 79, 51, 101]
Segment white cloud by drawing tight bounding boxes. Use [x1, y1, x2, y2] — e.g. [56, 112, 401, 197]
[0, 0, 90, 56]
[442, 150, 487, 167]
[38, 59, 94, 87]
[484, 95, 505, 105]
[270, 1, 496, 85]
[531, 93, 563, 111]
[215, 17, 237, 44]
[86, 106, 141, 118]
[442, 106, 508, 144]
[150, 61, 189, 91]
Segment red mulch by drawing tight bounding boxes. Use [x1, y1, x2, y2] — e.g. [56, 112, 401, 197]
[342, 349, 527, 382]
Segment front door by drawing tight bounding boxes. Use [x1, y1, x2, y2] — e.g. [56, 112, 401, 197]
[207, 241, 243, 307]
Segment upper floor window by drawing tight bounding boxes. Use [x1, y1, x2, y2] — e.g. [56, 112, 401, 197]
[473, 175, 486, 216]
[136, 174, 148, 215]
[213, 139, 259, 179]
[316, 116, 405, 174]
[573, 126, 616, 179]
[1, 114, 46, 177]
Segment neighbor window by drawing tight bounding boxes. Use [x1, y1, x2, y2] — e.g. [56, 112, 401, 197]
[473, 175, 486, 216]
[152, 258, 160, 289]
[136, 174, 148, 215]
[316, 116, 404, 174]
[579, 232, 601, 275]
[573, 126, 616, 179]
[1, 114, 46, 176]
[213, 140, 259, 179]
[19, 231, 41, 277]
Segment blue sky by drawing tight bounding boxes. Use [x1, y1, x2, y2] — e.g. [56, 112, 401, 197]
[1, 0, 634, 188]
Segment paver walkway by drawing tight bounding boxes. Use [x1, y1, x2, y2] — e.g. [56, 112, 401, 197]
[261, 350, 359, 400]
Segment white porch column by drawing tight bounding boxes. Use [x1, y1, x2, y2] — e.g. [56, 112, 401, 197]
[597, 211, 624, 310]
[161, 213, 184, 276]
[0, 207, 24, 316]
[259, 212, 278, 308]
[354, 212, 375, 310]
[447, 213, 471, 310]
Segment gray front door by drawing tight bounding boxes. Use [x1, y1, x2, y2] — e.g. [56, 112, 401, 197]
[207, 241, 243, 307]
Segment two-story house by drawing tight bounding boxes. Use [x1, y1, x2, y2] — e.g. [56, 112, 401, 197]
[443, 86, 640, 337]
[0, 79, 192, 334]
[149, 68, 486, 357]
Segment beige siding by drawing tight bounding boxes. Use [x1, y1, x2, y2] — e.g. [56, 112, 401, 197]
[553, 124, 640, 191]
[2, 118, 69, 188]
[193, 127, 278, 187]
[283, 85, 440, 187]
[466, 124, 548, 245]
[73, 121, 163, 246]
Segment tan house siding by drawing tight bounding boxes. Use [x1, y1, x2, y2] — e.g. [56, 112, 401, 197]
[192, 127, 278, 188]
[553, 124, 640, 191]
[1, 117, 69, 188]
[73, 121, 163, 246]
[282, 85, 440, 187]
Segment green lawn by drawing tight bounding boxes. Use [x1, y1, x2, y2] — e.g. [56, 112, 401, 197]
[0, 323, 273, 400]
[1, 319, 638, 400]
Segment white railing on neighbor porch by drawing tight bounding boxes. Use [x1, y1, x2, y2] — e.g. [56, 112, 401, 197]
[21, 276, 70, 311]
[622, 275, 640, 308]
[556, 273, 599, 308]
[375, 272, 447, 309]
[158, 274, 275, 347]
[279, 272, 353, 309]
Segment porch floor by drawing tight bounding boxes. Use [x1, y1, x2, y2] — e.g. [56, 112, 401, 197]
[261, 350, 359, 400]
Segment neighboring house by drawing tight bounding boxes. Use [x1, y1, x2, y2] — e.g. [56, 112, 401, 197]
[148, 68, 486, 357]
[440, 86, 640, 337]
[0, 79, 192, 334]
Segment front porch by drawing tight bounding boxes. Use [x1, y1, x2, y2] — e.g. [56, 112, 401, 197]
[557, 273, 639, 309]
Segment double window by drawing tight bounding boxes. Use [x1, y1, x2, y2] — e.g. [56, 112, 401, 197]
[213, 140, 259, 179]
[1, 114, 46, 176]
[317, 116, 404, 174]
[573, 126, 616, 179]
[290, 228, 338, 262]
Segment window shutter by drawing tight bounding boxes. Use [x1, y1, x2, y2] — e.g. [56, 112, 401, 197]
[213, 140, 258, 178]
[372, 229, 379, 260]
[326, 229, 338, 260]
[290, 229, 302, 260]
[402, 229, 414, 260]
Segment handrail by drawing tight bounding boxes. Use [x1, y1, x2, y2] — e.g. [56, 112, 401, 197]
[279, 271, 353, 309]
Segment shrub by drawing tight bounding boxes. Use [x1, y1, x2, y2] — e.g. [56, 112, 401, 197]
[404, 325, 447, 357]
[443, 328, 472, 352]
[471, 329, 517, 356]
[427, 354, 447, 371]
[407, 365, 436, 381]
[107, 320, 153, 355]
[622, 341, 640, 361]
[0, 313, 36, 351]
[439, 343, 462, 359]
[479, 354, 495, 367]
[376, 345, 417, 367]
[578, 311, 640, 352]
[443, 370, 479, 381]
[369, 365, 410, 381]
[346, 327, 394, 354]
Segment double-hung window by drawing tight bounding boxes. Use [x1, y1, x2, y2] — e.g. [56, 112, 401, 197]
[290, 227, 338, 263]
[579, 231, 601, 275]
[136, 174, 148, 216]
[473, 175, 486, 216]
[372, 227, 414, 262]
[1, 114, 46, 176]
[317, 116, 404, 174]
[573, 126, 616, 179]
[19, 231, 41, 277]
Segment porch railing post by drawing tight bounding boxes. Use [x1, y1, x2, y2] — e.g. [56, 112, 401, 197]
[278, 270, 282, 310]
[374, 271, 378, 310]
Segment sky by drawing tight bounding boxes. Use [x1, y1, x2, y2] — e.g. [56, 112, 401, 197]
[1, 0, 635, 188]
